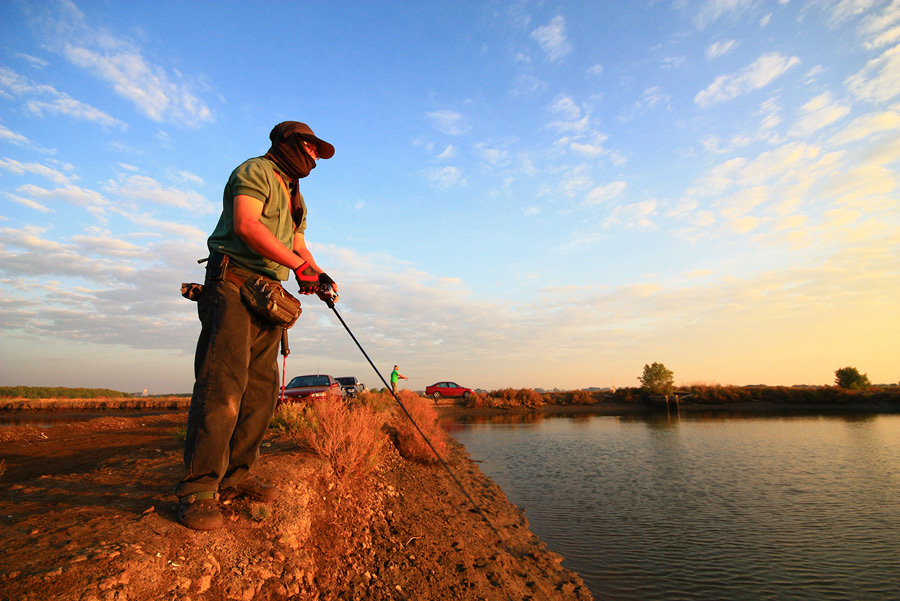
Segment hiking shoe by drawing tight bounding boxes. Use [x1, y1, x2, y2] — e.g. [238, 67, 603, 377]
[177, 492, 223, 531]
[219, 478, 280, 503]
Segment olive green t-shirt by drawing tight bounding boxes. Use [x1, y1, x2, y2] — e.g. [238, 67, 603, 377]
[207, 157, 307, 281]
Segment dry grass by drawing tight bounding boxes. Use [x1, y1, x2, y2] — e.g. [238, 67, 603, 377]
[391, 390, 448, 463]
[281, 393, 386, 481]
[468, 387, 547, 408]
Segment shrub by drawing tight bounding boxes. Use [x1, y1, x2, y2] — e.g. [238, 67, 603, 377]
[356, 389, 395, 413]
[465, 390, 488, 408]
[283, 394, 385, 481]
[0, 386, 131, 399]
[391, 390, 448, 463]
[271, 401, 315, 436]
[568, 390, 596, 405]
[483, 388, 546, 408]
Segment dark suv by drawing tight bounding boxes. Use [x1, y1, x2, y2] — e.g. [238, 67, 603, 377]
[335, 376, 365, 397]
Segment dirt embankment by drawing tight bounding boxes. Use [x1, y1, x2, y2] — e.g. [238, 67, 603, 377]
[0, 413, 592, 601]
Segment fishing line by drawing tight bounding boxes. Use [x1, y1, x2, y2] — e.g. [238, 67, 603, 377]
[324, 297, 563, 601]
[326, 301, 503, 540]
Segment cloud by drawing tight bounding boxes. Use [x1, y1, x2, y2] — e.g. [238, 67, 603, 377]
[426, 110, 470, 135]
[858, 0, 900, 49]
[661, 56, 686, 70]
[2, 192, 53, 213]
[570, 133, 612, 158]
[845, 42, 900, 103]
[706, 40, 738, 59]
[587, 64, 604, 76]
[548, 114, 590, 134]
[511, 74, 547, 96]
[425, 166, 466, 188]
[104, 174, 216, 214]
[16, 183, 112, 218]
[15, 53, 49, 68]
[531, 16, 572, 61]
[0, 158, 73, 185]
[583, 181, 627, 206]
[829, 106, 900, 146]
[436, 145, 456, 160]
[32, 0, 212, 127]
[473, 144, 508, 167]
[693, 0, 755, 29]
[549, 94, 581, 120]
[603, 199, 657, 229]
[62, 45, 212, 126]
[695, 52, 801, 107]
[634, 87, 671, 113]
[789, 92, 851, 137]
[0, 123, 30, 145]
[0, 67, 124, 128]
[27, 97, 124, 128]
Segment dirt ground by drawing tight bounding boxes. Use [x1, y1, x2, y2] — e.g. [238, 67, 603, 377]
[0, 412, 593, 601]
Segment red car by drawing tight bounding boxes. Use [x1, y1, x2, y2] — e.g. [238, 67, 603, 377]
[282, 374, 342, 402]
[425, 381, 474, 400]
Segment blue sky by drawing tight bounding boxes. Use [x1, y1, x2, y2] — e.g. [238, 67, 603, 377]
[1, 0, 898, 393]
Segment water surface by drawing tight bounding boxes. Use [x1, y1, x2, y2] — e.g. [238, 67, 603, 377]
[449, 412, 900, 601]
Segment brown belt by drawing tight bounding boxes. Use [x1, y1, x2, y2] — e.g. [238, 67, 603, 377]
[224, 269, 250, 289]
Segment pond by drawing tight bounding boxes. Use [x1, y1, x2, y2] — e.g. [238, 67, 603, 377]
[447, 410, 900, 601]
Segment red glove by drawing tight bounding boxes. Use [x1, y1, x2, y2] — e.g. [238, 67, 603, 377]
[294, 261, 318, 295]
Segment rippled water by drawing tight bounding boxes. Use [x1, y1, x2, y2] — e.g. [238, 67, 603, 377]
[448, 412, 900, 601]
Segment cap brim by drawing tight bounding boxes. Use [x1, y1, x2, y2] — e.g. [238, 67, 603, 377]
[316, 139, 335, 159]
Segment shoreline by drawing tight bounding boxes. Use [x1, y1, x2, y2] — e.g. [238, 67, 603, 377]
[2, 395, 898, 415]
[0, 410, 593, 600]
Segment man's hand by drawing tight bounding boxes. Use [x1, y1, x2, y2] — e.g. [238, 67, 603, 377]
[316, 273, 338, 307]
[294, 261, 319, 294]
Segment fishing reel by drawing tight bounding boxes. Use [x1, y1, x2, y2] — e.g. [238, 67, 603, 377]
[317, 277, 338, 308]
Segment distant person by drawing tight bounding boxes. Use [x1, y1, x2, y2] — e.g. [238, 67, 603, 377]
[391, 365, 408, 395]
[175, 121, 338, 531]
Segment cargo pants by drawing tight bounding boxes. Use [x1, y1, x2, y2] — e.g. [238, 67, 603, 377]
[175, 258, 282, 500]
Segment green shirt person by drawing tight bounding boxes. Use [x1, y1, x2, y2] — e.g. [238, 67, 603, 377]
[390, 365, 408, 395]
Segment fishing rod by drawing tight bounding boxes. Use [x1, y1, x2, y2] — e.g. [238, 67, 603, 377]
[317, 287, 503, 540]
[317, 286, 564, 601]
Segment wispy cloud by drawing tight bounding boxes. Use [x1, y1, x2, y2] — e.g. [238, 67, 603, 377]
[583, 181, 627, 206]
[706, 39, 737, 59]
[16, 183, 112, 218]
[845, 42, 900, 103]
[425, 165, 466, 188]
[603, 199, 657, 229]
[789, 92, 851, 137]
[426, 110, 470, 135]
[531, 16, 572, 61]
[828, 105, 900, 146]
[857, 0, 900, 49]
[0, 158, 73, 185]
[695, 52, 801, 107]
[0, 67, 125, 128]
[0, 123, 30, 146]
[693, 0, 755, 29]
[31, 0, 213, 127]
[104, 174, 215, 214]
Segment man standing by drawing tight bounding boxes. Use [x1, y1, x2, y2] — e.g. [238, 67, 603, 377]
[390, 365, 408, 395]
[176, 121, 337, 531]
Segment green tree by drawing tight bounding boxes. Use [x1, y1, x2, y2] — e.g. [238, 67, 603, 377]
[639, 362, 675, 395]
[834, 366, 870, 390]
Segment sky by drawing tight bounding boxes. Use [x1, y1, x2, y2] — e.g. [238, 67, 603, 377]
[1, 0, 898, 394]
